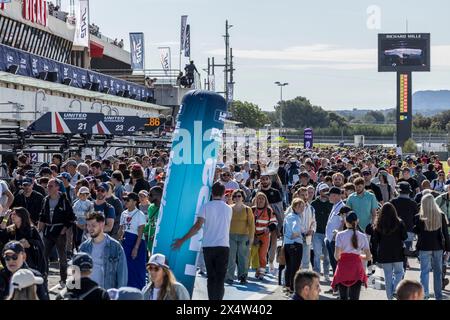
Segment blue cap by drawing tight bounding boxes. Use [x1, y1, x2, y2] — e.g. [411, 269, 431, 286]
[107, 287, 143, 300]
[57, 172, 72, 181]
[21, 178, 33, 185]
[25, 170, 36, 178]
[97, 182, 110, 192]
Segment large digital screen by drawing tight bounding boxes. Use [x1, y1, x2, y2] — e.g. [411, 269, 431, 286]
[378, 33, 430, 72]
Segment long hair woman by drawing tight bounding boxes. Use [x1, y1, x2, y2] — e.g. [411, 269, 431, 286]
[431, 170, 446, 193]
[283, 198, 305, 293]
[142, 254, 190, 300]
[413, 194, 450, 300]
[331, 211, 372, 300]
[372, 203, 407, 300]
[250, 192, 277, 280]
[7, 269, 42, 300]
[0, 207, 47, 277]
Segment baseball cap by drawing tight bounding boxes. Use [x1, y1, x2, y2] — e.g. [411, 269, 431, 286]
[70, 253, 93, 272]
[97, 182, 110, 192]
[124, 192, 139, 202]
[11, 269, 43, 290]
[147, 253, 169, 268]
[131, 163, 143, 171]
[25, 170, 36, 178]
[397, 181, 412, 193]
[57, 172, 72, 181]
[107, 287, 144, 300]
[345, 211, 358, 224]
[326, 187, 342, 196]
[62, 160, 77, 168]
[78, 186, 90, 195]
[317, 184, 330, 193]
[21, 178, 33, 186]
[2, 241, 25, 256]
[39, 167, 52, 176]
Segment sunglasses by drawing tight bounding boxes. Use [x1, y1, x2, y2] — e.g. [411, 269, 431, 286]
[3, 254, 19, 262]
[148, 265, 161, 272]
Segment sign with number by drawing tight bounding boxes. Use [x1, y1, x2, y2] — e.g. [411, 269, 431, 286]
[27, 112, 104, 134]
[144, 117, 166, 131]
[100, 116, 148, 135]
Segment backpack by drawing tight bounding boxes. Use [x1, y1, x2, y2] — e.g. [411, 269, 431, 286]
[60, 286, 99, 300]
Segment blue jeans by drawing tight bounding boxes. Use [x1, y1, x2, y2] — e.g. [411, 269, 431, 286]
[382, 262, 404, 300]
[419, 250, 443, 300]
[313, 233, 330, 275]
[326, 240, 337, 274]
[405, 232, 415, 250]
[301, 243, 311, 269]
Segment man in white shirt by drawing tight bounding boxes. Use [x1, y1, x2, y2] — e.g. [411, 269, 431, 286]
[325, 187, 345, 275]
[172, 182, 232, 300]
[218, 167, 239, 190]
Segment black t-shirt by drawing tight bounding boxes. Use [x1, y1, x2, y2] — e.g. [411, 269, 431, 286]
[259, 188, 282, 204]
[311, 198, 333, 234]
[390, 197, 418, 232]
[33, 184, 46, 197]
[398, 177, 419, 197]
[365, 183, 383, 202]
[423, 170, 437, 182]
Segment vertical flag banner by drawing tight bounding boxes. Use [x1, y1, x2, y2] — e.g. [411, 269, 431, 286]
[159, 47, 171, 75]
[74, 0, 89, 47]
[153, 91, 228, 296]
[304, 128, 313, 149]
[130, 32, 145, 71]
[35, 0, 48, 26]
[180, 15, 188, 53]
[184, 24, 190, 58]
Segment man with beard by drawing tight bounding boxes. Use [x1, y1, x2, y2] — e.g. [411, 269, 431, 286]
[93, 183, 115, 234]
[80, 212, 127, 290]
[332, 172, 345, 189]
[253, 173, 283, 274]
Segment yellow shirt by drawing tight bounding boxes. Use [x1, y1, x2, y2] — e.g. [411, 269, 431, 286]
[229, 205, 255, 237]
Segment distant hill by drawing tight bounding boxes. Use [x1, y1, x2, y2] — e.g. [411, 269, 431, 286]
[413, 90, 450, 115]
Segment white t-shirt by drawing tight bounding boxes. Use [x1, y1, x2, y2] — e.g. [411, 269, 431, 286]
[196, 200, 232, 248]
[335, 229, 370, 255]
[120, 208, 146, 238]
[151, 287, 160, 300]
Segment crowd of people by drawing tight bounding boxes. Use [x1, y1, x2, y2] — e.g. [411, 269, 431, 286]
[0, 146, 449, 300]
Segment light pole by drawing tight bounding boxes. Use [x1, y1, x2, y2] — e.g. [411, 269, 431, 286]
[274, 82, 288, 130]
[69, 99, 82, 112]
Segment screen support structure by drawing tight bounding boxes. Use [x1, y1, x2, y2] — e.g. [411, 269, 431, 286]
[396, 72, 412, 147]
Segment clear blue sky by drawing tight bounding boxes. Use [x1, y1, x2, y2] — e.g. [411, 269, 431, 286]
[62, 0, 450, 111]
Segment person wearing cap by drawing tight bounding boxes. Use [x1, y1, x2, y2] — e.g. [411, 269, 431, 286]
[38, 178, 75, 288]
[93, 182, 116, 234]
[346, 177, 378, 232]
[390, 182, 419, 254]
[11, 178, 44, 225]
[0, 207, 47, 277]
[118, 192, 147, 290]
[142, 253, 190, 300]
[413, 194, 450, 300]
[24, 170, 46, 197]
[7, 268, 43, 300]
[138, 190, 150, 214]
[398, 167, 420, 197]
[144, 186, 163, 254]
[105, 182, 124, 240]
[56, 253, 110, 300]
[108, 286, 143, 300]
[361, 169, 383, 203]
[311, 183, 333, 281]
[0, 241, 49, 300]
[80, 212, 127, 290]
[324, 187, 345, 277]
[219, 167, 239, 191]
[90, 161, 110, 183]
[62, 160, 83, 187]
[131, 164, 150, 194]
[331, 211, 371, 300]
[72, 186, 94, 250]
[58, 172, 75, 204]
[172, 182, 232, 300]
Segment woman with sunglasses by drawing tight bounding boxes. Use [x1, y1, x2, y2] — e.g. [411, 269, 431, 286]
[431, 170, 447, 193]
[118, 192, 147, 290]
[225, 190, 255, 285]
[142, 253, 189, 300]
[0, 208, 47, 278]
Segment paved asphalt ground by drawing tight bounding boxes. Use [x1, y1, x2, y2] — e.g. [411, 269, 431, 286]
[47, 255, 450, 300]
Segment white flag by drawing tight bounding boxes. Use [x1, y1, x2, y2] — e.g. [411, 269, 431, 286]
[180, 15, 187, 53]
[159, 47, 171, 75]
[74, 0, 89, 47]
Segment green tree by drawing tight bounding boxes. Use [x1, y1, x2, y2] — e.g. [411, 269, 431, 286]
[275, 96, 330, 129]
[365, 111, 385, 124]
[229, 101, 269, 129]
[403, 138, 418, 153]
